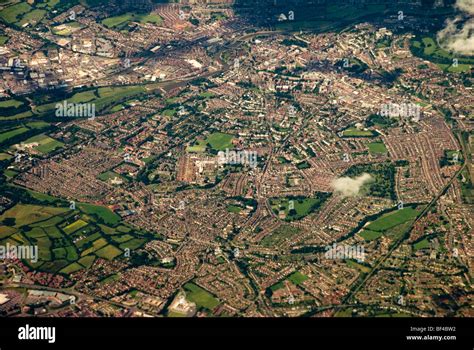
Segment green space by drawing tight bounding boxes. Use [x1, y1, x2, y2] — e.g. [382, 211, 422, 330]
[186, 139, 207, 153]
[344, 162, 396, 200]
[410, 35, 473, 73]
[226, 205, 242, 214]
[102, 12, 162, 29]
[346, 260, 371, 273]
[358, 229, 383, 241]
[63, 219, 88, 235]
[34, 86, 147, 116]
[22, 134, 64, 154]
[205, 132, 234, 151]
[0, 3, 32, 24]
[368, 141, 388, 155]
[413, 238, 431, 251]
[17, 9, 46, 26]
[270, 193, 330, 221]
[342, 127, 376, 138]
[0, 35, 8, 45]
[260, 225, 302, 248]
[287, 271, 308, 285]
[184, 283, 220, 311]
[77, 203, 120, 226]
[0, 99, 23, 108]
[98, 171, 127, 183]
[0, 127, 29, 144]
[52, 22, 82, 36]
[366, 207, 419, 232]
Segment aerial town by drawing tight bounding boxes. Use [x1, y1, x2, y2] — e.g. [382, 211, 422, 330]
[0, 0, 472, 319]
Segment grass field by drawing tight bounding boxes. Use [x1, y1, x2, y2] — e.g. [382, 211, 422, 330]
[23, 134, 64, 154]
[410, 36, 473, 73]
[205, 132, 234, 151]
[366, 208, 419, 232]
[77, 203, 121, 226]
[95, 244, 122, 260]
[102, 12, 162, 29]
[0, 35, 8, 45]
[413, 238, 431, 251]
[368, 141, 388, 154]
[0, 99, 23, 108]
[186, 139, 207, 153]
[359, 229, 383, 241]
[17, 9, 46, 26]
[0, 3, 32, 24]
[0, 127, 29, 143]
[270, 193, 330, 221]
[261, 225, 302, 248]
[63, 219, 88, 235]
[342, 128, 376, 138]
[287, 271, 308, 285]
[0, 204, 68, 227]
[34, 86, 146, 115]
[184, 283, 220, 310]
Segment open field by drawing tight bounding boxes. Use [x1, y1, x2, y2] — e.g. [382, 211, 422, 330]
[270, 193, 330, 221]
[102, 12, 162, 29]
[184, 283, 220, 310]
[368, 141, 388, 154]
[23, 134, 64, 154]
[205, 132, 234, 151]
[342, 127, 376, 138]
[366, 208, 419, 232]
[0, 3, 32, 24]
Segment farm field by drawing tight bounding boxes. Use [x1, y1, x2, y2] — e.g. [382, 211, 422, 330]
[0, 197, 148, 274]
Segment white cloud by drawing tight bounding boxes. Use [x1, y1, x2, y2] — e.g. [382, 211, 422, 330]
[331, 173, 374, 198]
[437, 0, 474, 55]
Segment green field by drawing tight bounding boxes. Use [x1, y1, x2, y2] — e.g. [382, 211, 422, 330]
[413, 238, 431, 251]
[184, 283, 220, 311]
[186, 139, 207, 153]
[0, 99, 23, 108]
[0, 3, 32, 24]
[366, 208, 419, 232]
[0, 35, 8, 45]
[358, 229, 383, 241]
[17, 9, 46, 26]
[410, 36, 473, 73]
[102, 12, 162, 29]
[0, 204, 68, 227]
[368, 141, 388, 154]
[0, 127, 29, 143]
[95, 244, 123, 260]
[34, 86, 146, 116]
[23, 134, 64, 154]
[77, 203, 121, 226]
[287, 271, 308, 285]
[342, 128, 376, 138]
[270, 193, 330, 221]
[261, 225, 302, 248]
[205, 132, 234, 151]
[63, 219, 88, 235]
